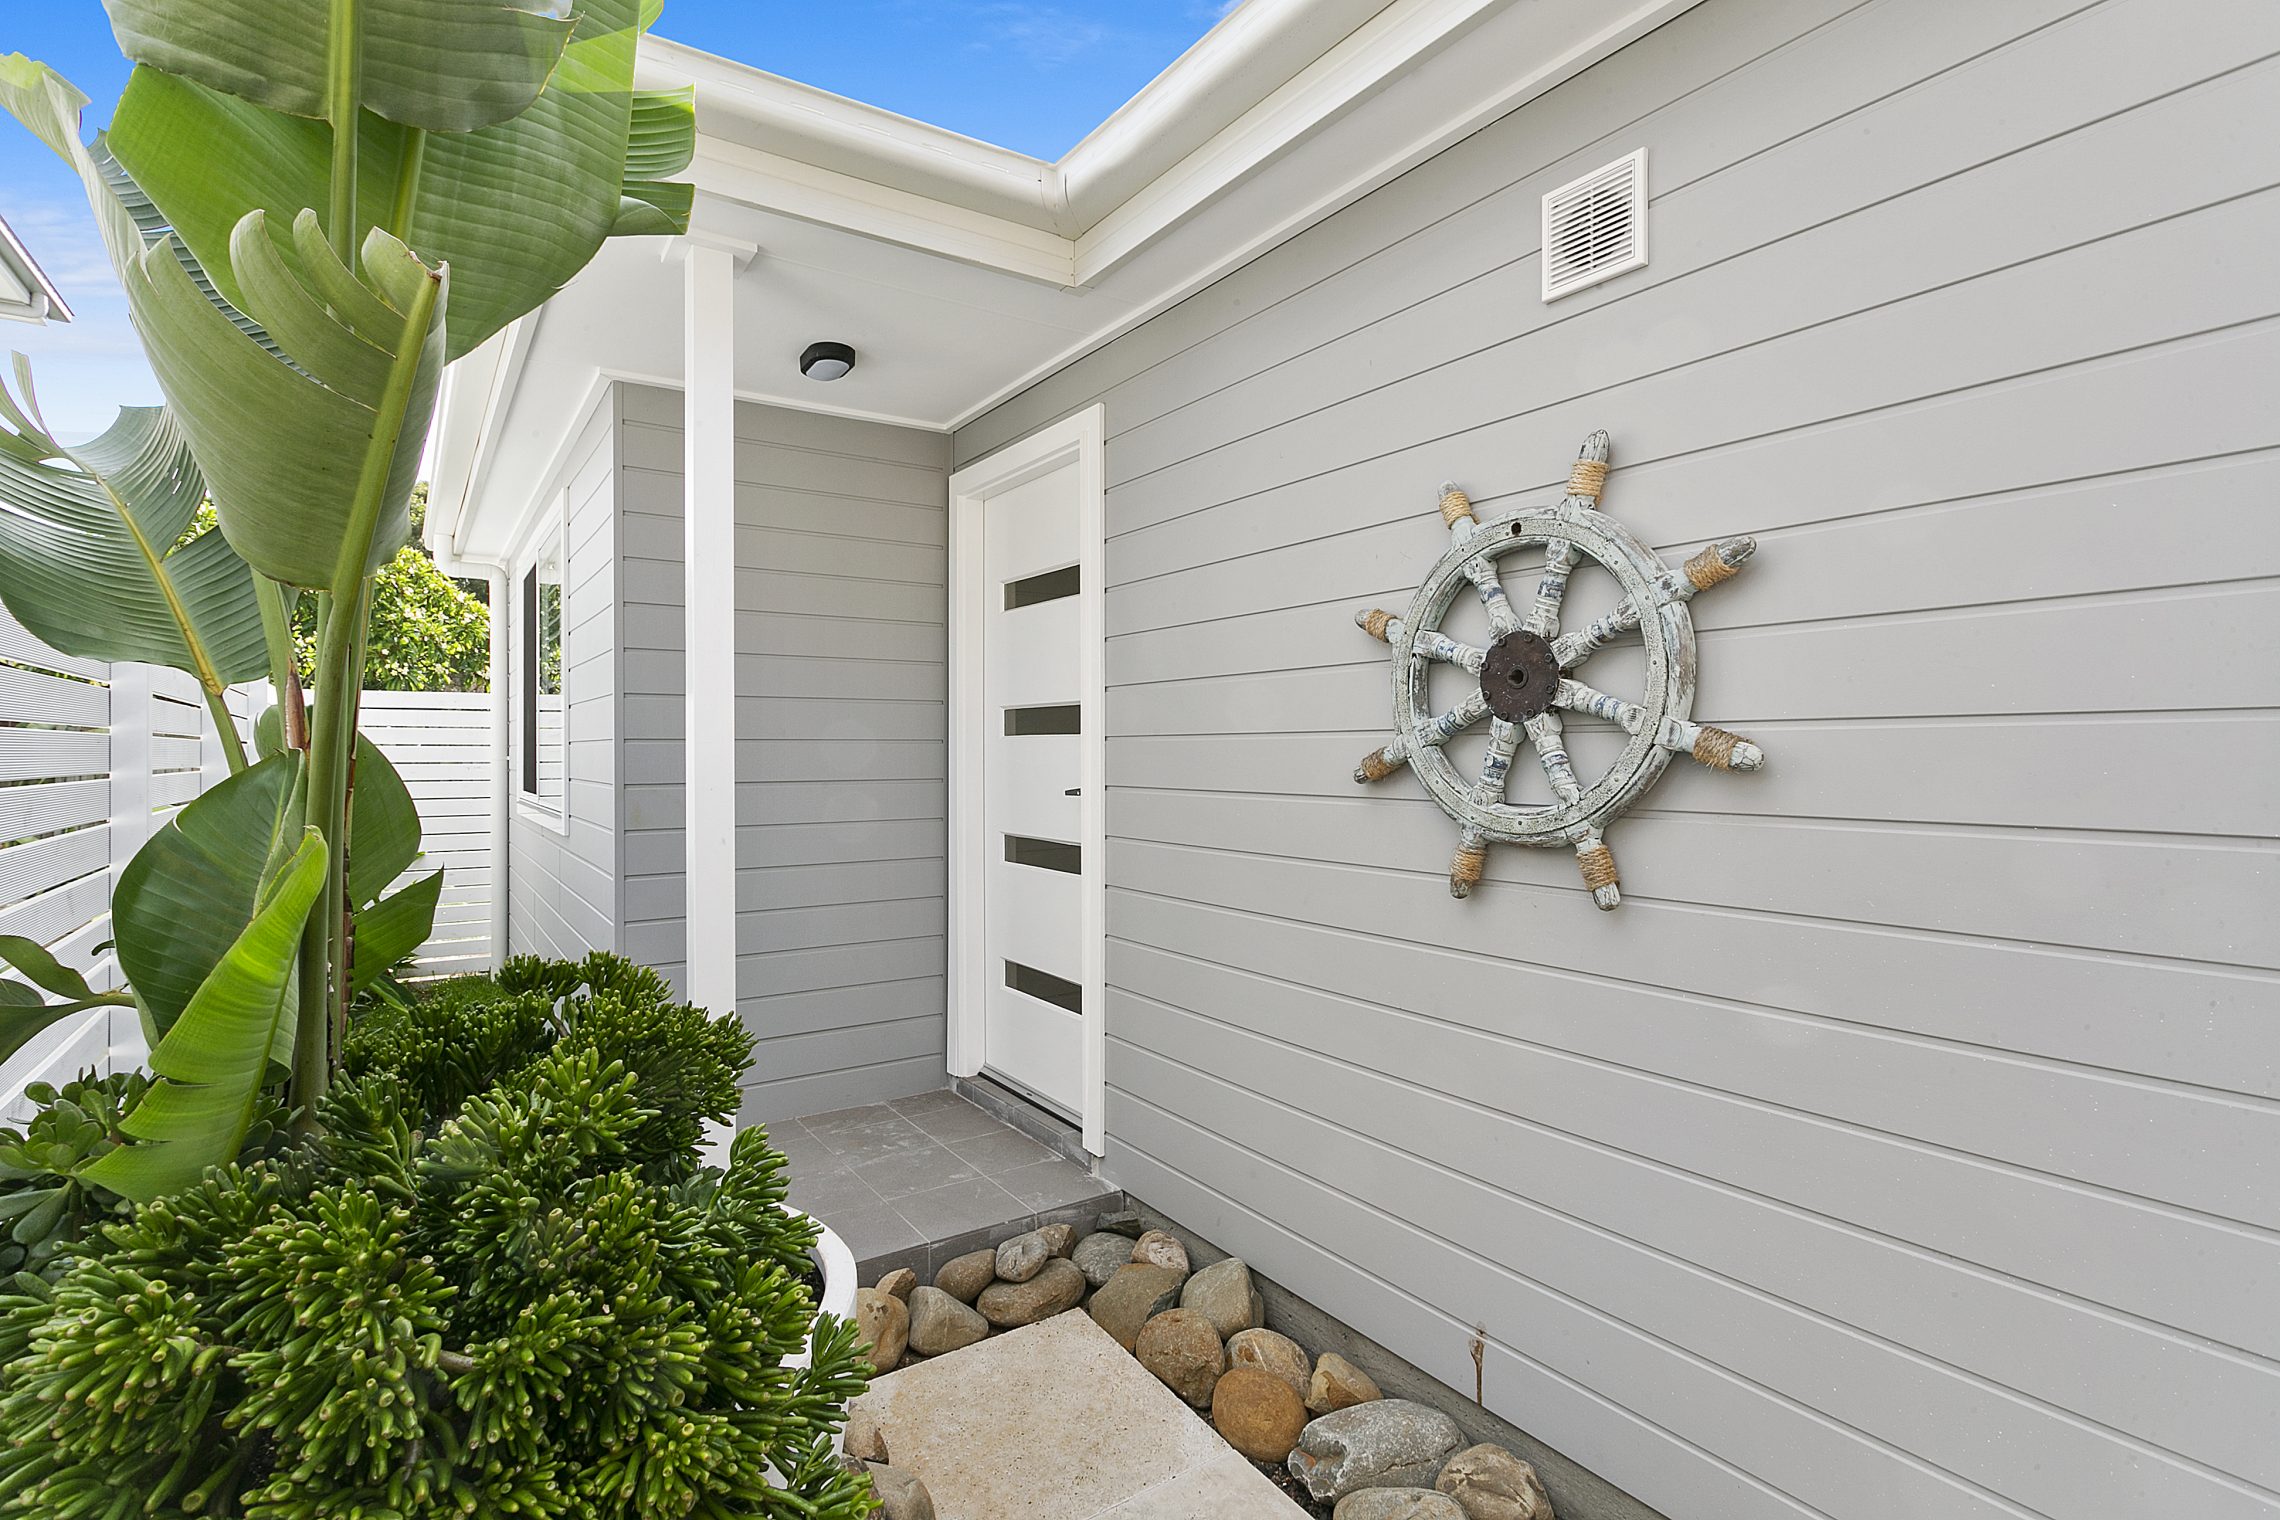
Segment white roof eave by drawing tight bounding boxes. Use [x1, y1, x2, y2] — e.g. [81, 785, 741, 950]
[0, 215, 73, 326]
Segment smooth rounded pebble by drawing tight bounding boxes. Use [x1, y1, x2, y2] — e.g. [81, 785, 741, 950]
[1134, 1307, 1226, 1407]
[853, 1288, 909, 1372]
[1130, 1229, 1191, 1274]
[1435, 1443, 1555, 1520]
[977, 1256, 1087, 1328]
[1228, 1327, 1312, 1401]
[995, 1229, 1052, 1283]
[934, 1248, 997, 1303]
[906, 1285, 990, 1356]
[1308, 1351, 1384, 1416]
[1212, 1365, 1309, 1464]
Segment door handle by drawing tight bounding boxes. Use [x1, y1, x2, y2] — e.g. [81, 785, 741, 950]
[1065, 788, 1082, 796]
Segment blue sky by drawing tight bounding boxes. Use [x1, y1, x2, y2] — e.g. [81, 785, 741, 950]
[2, 1, 1234, 438]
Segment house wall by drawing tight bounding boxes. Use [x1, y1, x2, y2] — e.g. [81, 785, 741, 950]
[614, 384, 953, 1120]
[955, 2, 2280, 1518]
[505, 391, 618, 960]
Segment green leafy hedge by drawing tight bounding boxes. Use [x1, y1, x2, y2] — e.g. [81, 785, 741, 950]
[0, 953, 877, 1520]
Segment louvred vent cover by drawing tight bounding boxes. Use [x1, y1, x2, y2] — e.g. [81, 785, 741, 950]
[1542, 149, 1648, 301]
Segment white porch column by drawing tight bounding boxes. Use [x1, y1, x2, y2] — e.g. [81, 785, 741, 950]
[679, 232, 756, 1016]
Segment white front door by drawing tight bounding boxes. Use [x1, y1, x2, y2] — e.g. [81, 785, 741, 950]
[950, 410, 1105, 1145]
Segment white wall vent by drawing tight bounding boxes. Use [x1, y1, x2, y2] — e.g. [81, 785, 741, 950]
[1541, 149, 1648, 301]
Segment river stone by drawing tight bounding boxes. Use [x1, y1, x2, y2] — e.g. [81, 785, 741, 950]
[1228, 1328, 1311, 1401]
[853, 1288, 909, 1372]
[876, 1267, 918, 1302]
[1130, 1229, 1191, 1274]
[1334, 1490, 1466, 1520]
[995, 1229, 1052, 1283]
[977, 1256, 1087, 1328]
[1289, 1400, 1464, 1502]
[843, 1405, 888, 1463]
[1095, 1207, 1147, 1237]
[1073, 1231, 1136, 1288]
[934, 1248, 998, 1303]
[1179, 1256, 1259, 1338]
[865, 1462, 939, 1520]
[1133, 1308, 1225, 1407]
[1211, 1365, 1309, 1464]
[906, 1286, 990, 1355]
[1435, 1444, 1555, 1520]
[1308, 1352, 1385, 1416]
[1087, 1263, 1189, 1349]
[1035, 1221, 1078, 1257]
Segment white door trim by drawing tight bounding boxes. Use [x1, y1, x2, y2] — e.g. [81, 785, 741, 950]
[947, 406, 1107, 1155]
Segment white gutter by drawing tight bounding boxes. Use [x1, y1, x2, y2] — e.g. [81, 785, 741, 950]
[0, 214, 73, 325]
[638, 0, 1392, 240]
[1054, 0, 1389, 229]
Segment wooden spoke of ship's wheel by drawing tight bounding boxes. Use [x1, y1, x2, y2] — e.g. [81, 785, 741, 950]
[1552, 535, 1759, 670]
[1424, 690, 1489, 747]
[1524, 538, 1579, 640]
[1448, 718, 1522, 898]
[1352, 690, 1488, 784]
[1526, 710, 1621, 910]
[1354, 434, 1770, 908]
[1352, 609, 1485, 673]
[1554, 678, 1763, 771]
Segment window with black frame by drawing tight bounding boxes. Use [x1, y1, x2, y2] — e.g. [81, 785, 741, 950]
[519, 518, 566, 811]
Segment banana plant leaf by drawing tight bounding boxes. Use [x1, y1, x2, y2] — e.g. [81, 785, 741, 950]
[102, 0, 575, 132]
[107, 0, 694, 364]
[0, 361, 266, 690]
[0, 56, 447, 590]
[113, 750, 307, 1040]
[80, 829, 326, 1203]
[254, 706, 441, 992]
[0, 936, 134, 1067]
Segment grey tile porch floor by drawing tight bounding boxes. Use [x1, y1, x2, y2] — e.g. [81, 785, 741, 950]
[760, 1088, 1123, 1280]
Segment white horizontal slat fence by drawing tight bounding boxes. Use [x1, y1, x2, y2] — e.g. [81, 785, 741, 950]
[357, 689, 495, 982]
[0, 611, 497, 1116]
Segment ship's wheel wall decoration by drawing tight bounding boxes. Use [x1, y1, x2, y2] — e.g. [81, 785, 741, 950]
[1354, 431, 1763, 909]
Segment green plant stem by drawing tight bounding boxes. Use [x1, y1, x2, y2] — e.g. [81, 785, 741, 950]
[388, 129, 427, 245]
[255, 576, 308, 749]
[326, 0, 363, 263]
[290, 267, 442, 1118]
[200, 686, 251, 774]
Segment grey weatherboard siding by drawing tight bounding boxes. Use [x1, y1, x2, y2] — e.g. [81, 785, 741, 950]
[506, 391, 617, 960]
[614, 385, 953, 1123]
[955, 2, 2280, 1519]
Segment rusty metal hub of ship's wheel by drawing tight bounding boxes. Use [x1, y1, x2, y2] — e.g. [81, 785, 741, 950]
[1353, 431, 1764, 909]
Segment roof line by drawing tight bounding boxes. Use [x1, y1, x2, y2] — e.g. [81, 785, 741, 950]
[636, 0, 1398, 251]
[0, 214, 74, 325]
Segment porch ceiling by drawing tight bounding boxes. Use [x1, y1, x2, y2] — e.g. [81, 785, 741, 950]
[430, 0, 1703, 568]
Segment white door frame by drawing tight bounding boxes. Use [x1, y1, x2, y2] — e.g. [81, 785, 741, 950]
[947, 406, 1107, 1156]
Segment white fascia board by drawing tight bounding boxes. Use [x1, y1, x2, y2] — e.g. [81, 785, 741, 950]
[0, 215, 72, 325]
[1053, 0, 1392, 227]
[641, 37, 1058, 230]
[427, 316, 536, 575]
[691, 138, 1076, 287]
[1070, 0, 1505, 282]
[669, 0, 1698, 293]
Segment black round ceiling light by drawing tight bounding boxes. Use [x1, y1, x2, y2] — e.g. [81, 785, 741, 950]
[799, 341, 856, 381]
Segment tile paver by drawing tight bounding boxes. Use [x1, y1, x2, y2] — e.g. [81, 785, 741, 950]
[847, 1309, 1304, 1520]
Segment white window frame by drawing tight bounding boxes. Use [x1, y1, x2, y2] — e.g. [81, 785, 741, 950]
[947, 406, 1107, 1156]
[512, 495, 571, 835]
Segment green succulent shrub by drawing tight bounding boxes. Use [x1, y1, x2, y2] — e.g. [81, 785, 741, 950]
[0, 954, 877, 1520]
